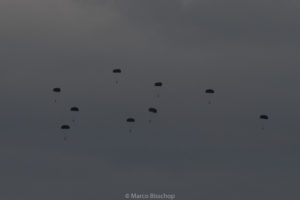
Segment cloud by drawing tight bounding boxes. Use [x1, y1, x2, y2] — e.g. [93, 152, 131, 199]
[1, 0, 300, 199]
[71, 0, 300, 49]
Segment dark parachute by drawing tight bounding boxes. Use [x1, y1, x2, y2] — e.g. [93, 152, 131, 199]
[61, 125, 70, 129]
[113, 68, 122, 84]
[205, 89, 215, 94]
[53, 87, 61, 93]
[113, 69, 122, 73]
[154, 82, 163, 87]
[70, 107, 80, 112]
[205, 89, 215, 104]
[148, 107, 158, 113]
[260, 114, 269, 120]
[126, 118, 135, 122]
[259, 114, 269, 130]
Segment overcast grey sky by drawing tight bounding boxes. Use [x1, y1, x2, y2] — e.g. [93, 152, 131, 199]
[1, 0, 300, 199]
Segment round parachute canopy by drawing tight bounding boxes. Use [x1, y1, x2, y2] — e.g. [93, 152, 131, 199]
[205, 89, 215, 94]
[126, 118, 135, 123]
[70, 107, 80, 112]
[113, 69, 122, 73]
[61, 125, 71, 130]
[260, 114, 269, 120]
[148, 107, 158, 113]
[154, 82, 163, 87]
[53, 87, 61, 93]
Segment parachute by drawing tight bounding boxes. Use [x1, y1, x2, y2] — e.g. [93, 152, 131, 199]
[113, 69, 122, 73]
[260, 114, 269, 120]
[126, 118, 135, 123]
[53, 87, 61, 93]
[148, 107, 158, 113]
[70, 107, 80, 112]
[154, 82, 163, 87]
[205, 89, 215, 94]
[61, 125, 70, 129]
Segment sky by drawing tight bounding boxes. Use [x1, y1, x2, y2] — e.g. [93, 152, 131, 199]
[1, 0, 300, 199]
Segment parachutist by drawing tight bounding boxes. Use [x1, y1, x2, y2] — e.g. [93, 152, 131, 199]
[113, 68, 122, 84]
[205, 89, 215, 104]
[259, 114, 269, 131]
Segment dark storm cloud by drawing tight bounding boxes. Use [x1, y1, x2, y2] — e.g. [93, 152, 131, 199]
[1, 0, 300, 199]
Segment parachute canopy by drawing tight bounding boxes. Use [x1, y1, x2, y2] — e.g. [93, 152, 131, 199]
[53, 87, 61, 93]
[205, 89, 215, 94]
[154, 82, 163, 87]
[126, 118, 135, 122]
[148, 107, 158, 113]
[70, 107, 80, 112]
[61, 125, 70, 130]
[260, 114, 269, 120]
[113, 69, 122, 73]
